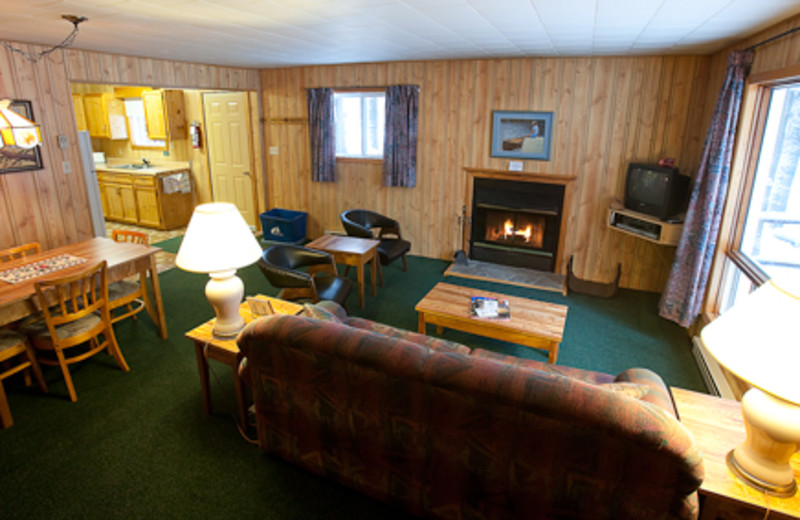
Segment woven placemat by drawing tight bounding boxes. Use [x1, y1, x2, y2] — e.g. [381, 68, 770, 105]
[0, 254, 87, 284]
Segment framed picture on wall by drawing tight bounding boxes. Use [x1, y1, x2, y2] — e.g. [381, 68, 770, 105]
[491, 110, 553, 161]
[0, 100, 44, 173]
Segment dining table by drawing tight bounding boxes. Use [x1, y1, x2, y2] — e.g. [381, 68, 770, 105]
[0, 237, 168, 339]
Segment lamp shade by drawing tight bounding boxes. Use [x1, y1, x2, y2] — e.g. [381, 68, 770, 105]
[701, 279, 800, 405]
[0, 100, 42, 149]
[176, 202, 262, 274]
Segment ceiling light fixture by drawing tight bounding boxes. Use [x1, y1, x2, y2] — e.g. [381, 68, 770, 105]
[1, 15, 88, 64]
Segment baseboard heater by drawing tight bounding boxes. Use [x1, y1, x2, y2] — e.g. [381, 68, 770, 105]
[691, 336, 736, 399]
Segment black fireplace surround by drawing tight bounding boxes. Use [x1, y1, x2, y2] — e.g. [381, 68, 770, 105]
[469, 178, 564, 272]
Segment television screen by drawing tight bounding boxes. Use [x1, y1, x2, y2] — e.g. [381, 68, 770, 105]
[630, 168, 670, 206]
[625, 163, 689, 220]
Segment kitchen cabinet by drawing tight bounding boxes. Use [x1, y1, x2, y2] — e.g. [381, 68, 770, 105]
[98, 171, 137, 224]
[133, 176, 161, 228]
[72, 94, 87, 132]
[83, 93, 127, 139]
[142, 89, 187, 141]
[96, 166, 193, 230]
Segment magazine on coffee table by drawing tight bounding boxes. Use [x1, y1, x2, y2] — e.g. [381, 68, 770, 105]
[470, 296, 511, 320]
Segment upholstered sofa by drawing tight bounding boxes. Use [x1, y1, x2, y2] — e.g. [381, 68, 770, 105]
[238, 301, 704, 520]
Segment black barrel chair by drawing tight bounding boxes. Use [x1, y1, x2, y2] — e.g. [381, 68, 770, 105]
[340, 209, 410, 286]
[257, 245, 353, 307]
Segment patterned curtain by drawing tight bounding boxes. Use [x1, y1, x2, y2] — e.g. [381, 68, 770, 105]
[383, 85, 419, 188]
[659, 50, 755, 327]
[306, 87, 336, 182]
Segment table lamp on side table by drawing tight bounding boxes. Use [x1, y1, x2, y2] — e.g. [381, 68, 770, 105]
[700, 278, 800, 497]
[176, 202, 262, 338]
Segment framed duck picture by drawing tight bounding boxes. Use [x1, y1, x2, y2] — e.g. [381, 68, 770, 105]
[491, 110, 553, 161]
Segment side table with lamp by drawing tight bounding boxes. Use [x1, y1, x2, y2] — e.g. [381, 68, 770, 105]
[176, 202, 263, 338]
[176, 202, 263, 428]
[693, 277, 800, 517]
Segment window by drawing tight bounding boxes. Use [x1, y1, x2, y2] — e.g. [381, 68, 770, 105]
[123, 98, 165, 149]
[718, 81, 800, 312]
[333, 91, 385, 158]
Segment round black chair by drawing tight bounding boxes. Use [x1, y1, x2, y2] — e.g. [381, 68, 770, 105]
[257, 244, 353, 307]
[340, 209, 410, 286]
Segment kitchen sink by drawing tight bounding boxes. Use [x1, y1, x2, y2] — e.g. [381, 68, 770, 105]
[114, 163, 151, 169]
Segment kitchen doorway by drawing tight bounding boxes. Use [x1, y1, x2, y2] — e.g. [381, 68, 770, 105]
[202, 91, 257, 227]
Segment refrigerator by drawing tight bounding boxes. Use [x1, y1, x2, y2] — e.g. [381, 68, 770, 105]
[77, 130, 107, 238]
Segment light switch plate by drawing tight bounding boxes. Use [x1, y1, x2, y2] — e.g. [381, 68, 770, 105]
[62, 161, 72, 174]
[269, 146, 279, 155]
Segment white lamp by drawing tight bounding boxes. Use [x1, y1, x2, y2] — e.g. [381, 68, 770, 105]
[700, 278, 800, 497]
[176, 202, 262, 338]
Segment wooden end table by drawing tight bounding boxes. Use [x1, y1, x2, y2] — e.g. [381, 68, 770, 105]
[671, 387, 800, 519]
[185, 296, 303, 429]
[306, 234, 379, 309]
[414, 282, 568, 363]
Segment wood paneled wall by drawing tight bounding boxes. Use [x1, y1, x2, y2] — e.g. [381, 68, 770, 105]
[0, 42, 260, 251]
[262, 56, 710, 291]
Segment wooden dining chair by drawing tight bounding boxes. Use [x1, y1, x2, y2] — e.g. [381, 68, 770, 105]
[26, 261, 129, 402]
[109, 230, 152, 324]
[0, 242, 41, 263]
[0, 329, 48, 428]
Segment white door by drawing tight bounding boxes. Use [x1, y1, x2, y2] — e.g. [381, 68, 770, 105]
[203, 92, 256, 226]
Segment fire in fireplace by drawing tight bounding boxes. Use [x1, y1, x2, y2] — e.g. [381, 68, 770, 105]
[470, 177, 565, 272]
[484, 210, 545, 249]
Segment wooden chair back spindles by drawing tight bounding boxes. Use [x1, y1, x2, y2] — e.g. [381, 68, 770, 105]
[27, 261, 129, 402]
[0, 242, 42, 263]
[108, 229, 151, 324]
[111, 230, 149, 246]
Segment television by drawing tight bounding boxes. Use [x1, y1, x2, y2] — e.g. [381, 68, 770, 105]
[624, 163, 690, 221]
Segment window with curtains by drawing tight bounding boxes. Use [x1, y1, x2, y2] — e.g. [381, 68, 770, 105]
[333, 91, 385, 158]
[718, 80, 800, 313]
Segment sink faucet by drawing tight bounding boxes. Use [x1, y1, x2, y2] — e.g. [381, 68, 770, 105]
[142, 157, 151, 167]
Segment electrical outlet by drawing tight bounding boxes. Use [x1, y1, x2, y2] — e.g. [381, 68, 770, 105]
[269, 146, 279, 155]
[62, 161, 72, 174]
[57, 135, 69, 149]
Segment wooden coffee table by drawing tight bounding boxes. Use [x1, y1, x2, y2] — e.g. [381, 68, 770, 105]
[306, 234, 379, 309]
[415, 282, 568, 363]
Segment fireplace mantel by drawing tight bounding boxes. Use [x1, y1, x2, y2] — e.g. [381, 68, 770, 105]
[464, 168, 577, 186]
[463, 168, 576, 276]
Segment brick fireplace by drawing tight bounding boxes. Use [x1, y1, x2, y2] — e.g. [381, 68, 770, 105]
[466, 170, 575, 274]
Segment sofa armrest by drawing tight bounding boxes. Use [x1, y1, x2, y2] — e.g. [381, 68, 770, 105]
[612, 367, 678, 418]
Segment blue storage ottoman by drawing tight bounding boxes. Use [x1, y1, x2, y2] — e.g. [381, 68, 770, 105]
[259, 208, 307, 244]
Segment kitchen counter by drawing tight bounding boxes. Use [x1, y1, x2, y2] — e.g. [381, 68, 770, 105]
[96, 160, 190, 175]
[95, 161, 193, 230]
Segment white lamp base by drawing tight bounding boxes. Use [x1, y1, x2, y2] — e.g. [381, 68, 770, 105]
[727, 388, 800, 498]
[205, 270, 245, 338]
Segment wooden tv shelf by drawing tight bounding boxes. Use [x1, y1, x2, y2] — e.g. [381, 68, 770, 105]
[608, 207, 683, 246]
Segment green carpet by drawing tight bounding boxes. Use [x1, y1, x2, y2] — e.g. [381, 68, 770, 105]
[0, 254, 705, 519]
[153, 234, 183, 253]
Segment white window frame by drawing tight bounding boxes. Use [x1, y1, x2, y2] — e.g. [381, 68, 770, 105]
[711, 71, 800, 317]
[333, 90, 385, 159]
